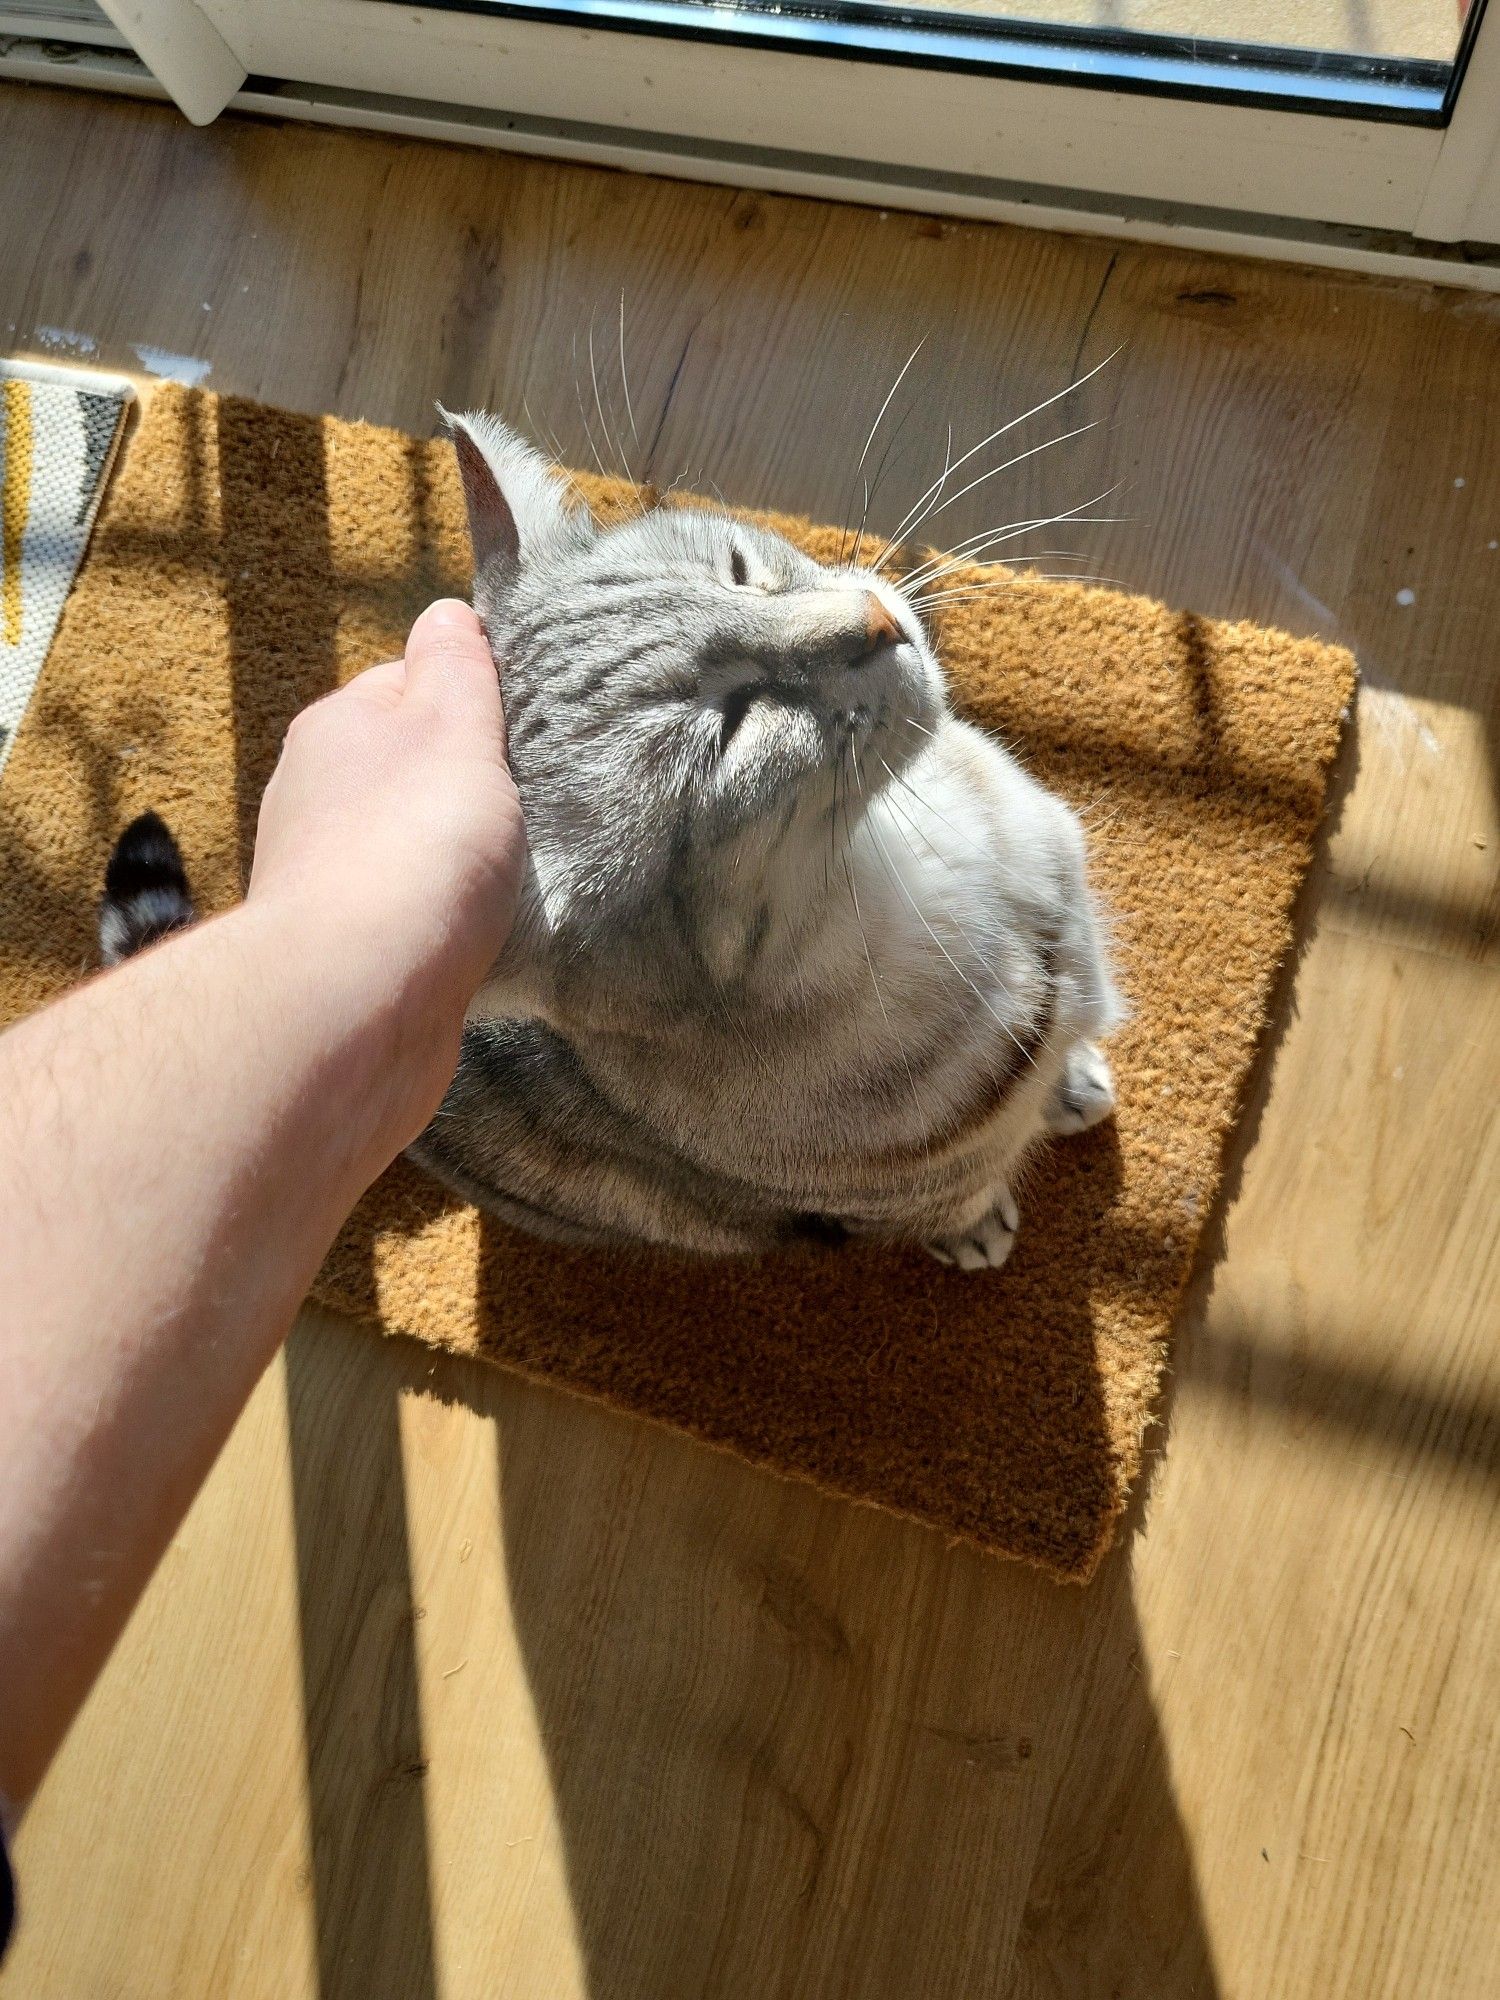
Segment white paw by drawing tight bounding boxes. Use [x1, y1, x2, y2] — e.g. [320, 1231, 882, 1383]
[926, 1186, 1019, 1273]
[1047, 1041, 1117, 1136]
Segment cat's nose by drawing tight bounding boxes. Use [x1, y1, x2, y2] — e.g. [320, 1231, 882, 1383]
[776, 586, 906, 670]
[862, 592, 903, 654]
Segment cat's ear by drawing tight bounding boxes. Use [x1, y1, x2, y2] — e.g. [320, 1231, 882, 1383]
[440, 406, 591, 586]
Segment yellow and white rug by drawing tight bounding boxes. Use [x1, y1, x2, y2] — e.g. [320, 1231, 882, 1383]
[0, 359, 132, 780]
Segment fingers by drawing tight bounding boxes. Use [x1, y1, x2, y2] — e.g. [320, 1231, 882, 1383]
[403, 599, 500, 716]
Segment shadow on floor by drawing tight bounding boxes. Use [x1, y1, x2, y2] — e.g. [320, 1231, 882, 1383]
[283, 1328, 441, 2000]
[489, 1369, 1223, 2000]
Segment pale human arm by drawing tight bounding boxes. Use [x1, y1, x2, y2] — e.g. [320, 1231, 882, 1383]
[0, 599, 523, 1810]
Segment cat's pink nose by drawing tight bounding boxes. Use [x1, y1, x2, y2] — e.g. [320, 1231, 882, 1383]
[863, 593, 903, 652]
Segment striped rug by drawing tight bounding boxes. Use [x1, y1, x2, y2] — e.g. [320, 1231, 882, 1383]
[0, 358, 131, 781]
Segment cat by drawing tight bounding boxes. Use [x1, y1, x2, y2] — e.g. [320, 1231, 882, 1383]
[100, 412, 1121, 1271]
[409, 413, 1120, 1269]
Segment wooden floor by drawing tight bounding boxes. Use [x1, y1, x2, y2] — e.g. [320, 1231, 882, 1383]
[2, 82, 1497, 2000]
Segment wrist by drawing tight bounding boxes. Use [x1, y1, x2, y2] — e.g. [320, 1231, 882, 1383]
[227, 890, 466, 1185]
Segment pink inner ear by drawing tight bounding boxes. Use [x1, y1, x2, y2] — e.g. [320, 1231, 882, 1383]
[452, 424, 520, 576]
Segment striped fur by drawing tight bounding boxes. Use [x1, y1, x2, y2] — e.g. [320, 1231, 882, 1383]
[414, 414, 1121, 1271]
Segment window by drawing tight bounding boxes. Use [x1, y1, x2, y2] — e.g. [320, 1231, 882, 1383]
[6, 0, 1498, 265]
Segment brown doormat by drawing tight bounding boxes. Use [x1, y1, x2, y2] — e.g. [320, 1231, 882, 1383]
[0, 385, 1353, 1580]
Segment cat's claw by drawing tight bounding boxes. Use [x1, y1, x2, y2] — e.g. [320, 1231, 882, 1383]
[1047, 1041, 1116, 1136]
[926, 1186, 1019, 1273]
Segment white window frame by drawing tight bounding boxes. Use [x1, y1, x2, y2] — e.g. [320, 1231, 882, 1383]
[57, 0, 1500, 259]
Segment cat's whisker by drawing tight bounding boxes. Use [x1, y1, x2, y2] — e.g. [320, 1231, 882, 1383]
[855, 390, 923, 568]
[909, 555, 1115, 604]
[659, 462, 708, 502]
[587, 312, 614, 474]
[522, 396, 585, 505]
[865, 806, 1034, 1060]
[915, 569, 1129, 606]
[571, 328, 610, 482]
[1074, 801, 1128, 835]
[898, 487, 1127, 593]
[922, 547, 1098, 569]
[852, 490, 874, 570]
[618, 292, 640, 450]
[872, 421, 953, 575]
[963, 548, 1105, 570]
[1073, 790, 1126, 818]
[909, 565, 1019, 606]
[522, 394, 557, 460]
[916, 566, 1127, 602]
[900, 532, 1032, 592]
[839, 335, 927, 565]
[588, 310, 633, 485]
[830, 735, 844, 882]
[874, 424, 957, 570]
[876, 792, 981, 902]
[900, 538, 1024, 597]
[1000, 341, 1124, 432]
[875, 344, 1124, 565]
[853, 335, 927, 489]
[874, 805, 1036, 1051]
[925, 419, 1100, 527]
[899, 513, 1063, 592]
[910, 484, 1130, 577]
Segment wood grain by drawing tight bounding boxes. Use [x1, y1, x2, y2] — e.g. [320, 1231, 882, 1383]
[1, 82, 1496, 2000]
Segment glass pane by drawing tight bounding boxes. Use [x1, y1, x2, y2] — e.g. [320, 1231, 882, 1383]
[390, 0, 1486, 124]
[0, 0, 117, 32]
[891, 2, 1474, 64]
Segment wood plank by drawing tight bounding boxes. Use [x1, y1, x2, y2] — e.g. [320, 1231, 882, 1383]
[1, 80, 1496, 2000]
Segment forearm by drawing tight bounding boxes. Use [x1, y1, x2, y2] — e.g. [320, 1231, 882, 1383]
[0, 898, 442, 1806]
[0, 596, 520, 1815]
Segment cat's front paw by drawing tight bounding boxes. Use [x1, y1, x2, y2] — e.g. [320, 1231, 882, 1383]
[925, 1186, 1019, 1273]
[1047, 1041, 1116, 1136]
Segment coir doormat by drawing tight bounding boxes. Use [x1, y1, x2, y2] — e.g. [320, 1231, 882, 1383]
[0, 386, 1354, 1579]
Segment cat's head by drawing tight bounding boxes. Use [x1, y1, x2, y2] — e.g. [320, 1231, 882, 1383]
[447, 410, 947, 1003]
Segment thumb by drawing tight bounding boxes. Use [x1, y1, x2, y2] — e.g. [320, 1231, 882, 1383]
[403, 599, 501, 712]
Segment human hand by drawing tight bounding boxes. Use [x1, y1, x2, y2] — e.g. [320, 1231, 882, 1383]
[247, 599, 525, 1138]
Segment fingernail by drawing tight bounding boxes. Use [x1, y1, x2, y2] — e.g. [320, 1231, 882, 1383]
[419, 598, 480, 633]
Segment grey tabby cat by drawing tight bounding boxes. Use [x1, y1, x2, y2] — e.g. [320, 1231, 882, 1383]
[405, 413, 1122, 1270]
